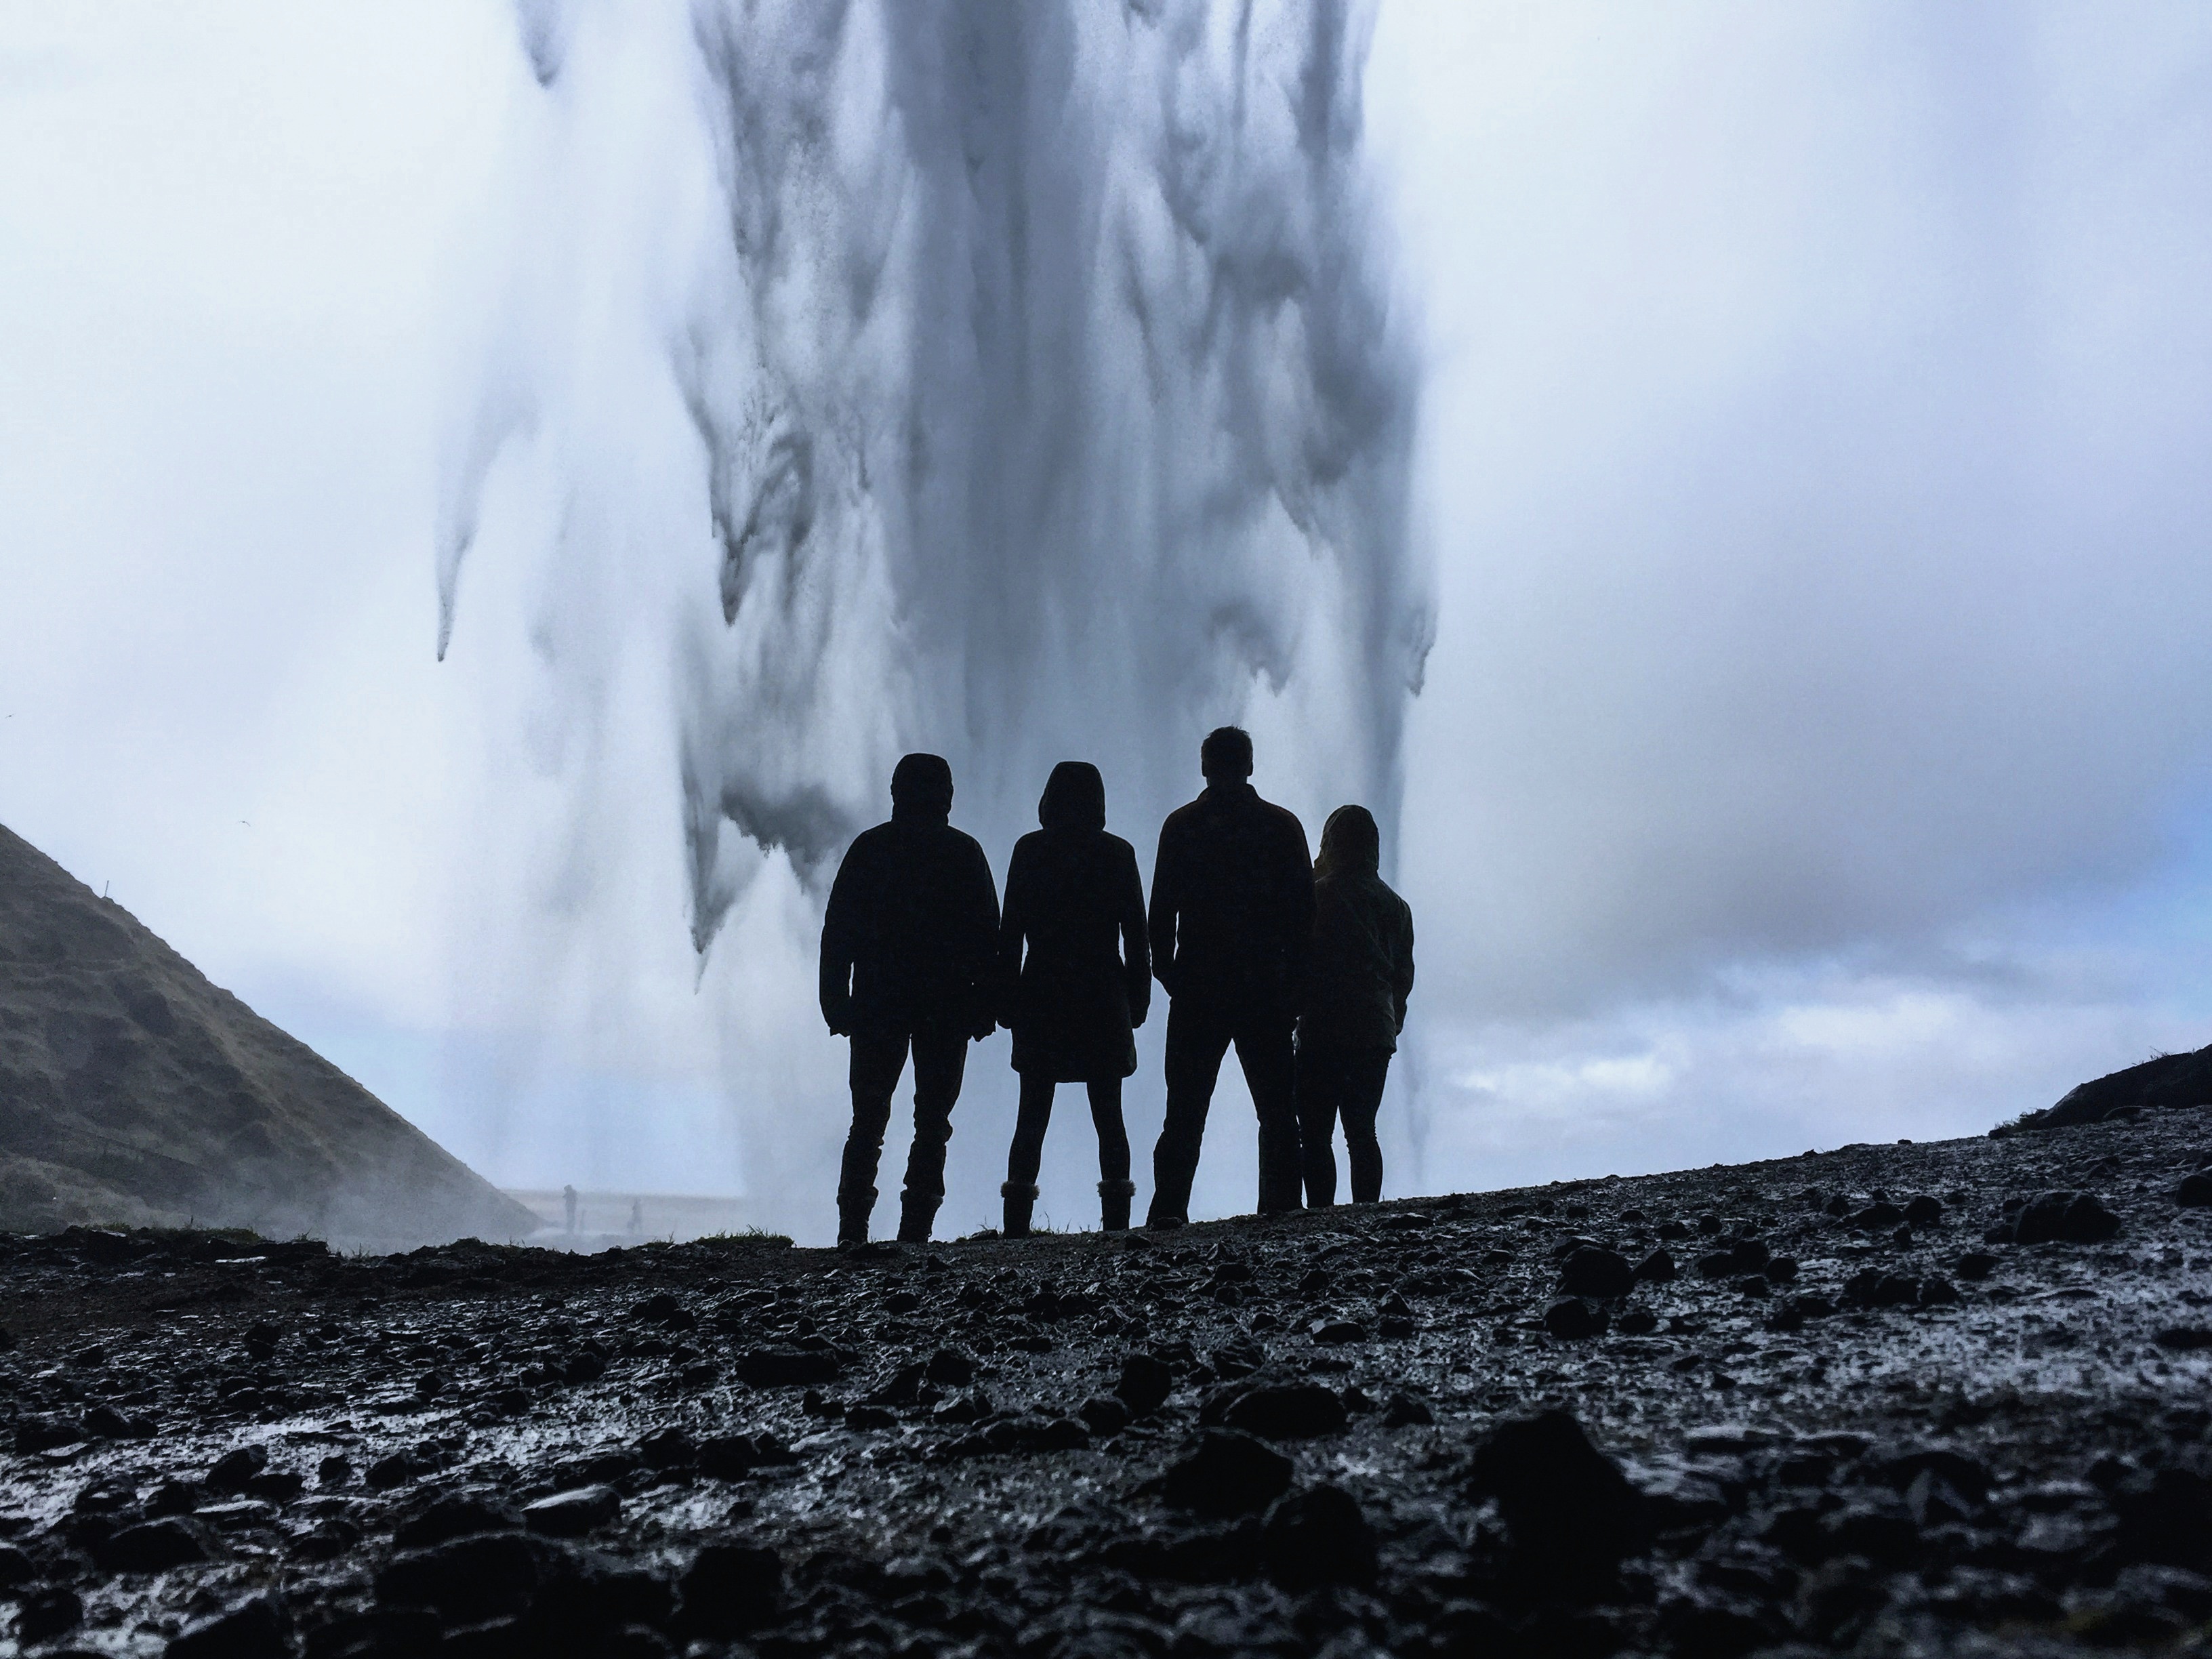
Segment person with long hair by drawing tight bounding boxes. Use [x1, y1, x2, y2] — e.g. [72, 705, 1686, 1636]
[1296, 804, 1415, 1206]
[996, 762, 1151, 1234]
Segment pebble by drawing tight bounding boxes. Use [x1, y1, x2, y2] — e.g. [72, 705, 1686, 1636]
[1468, 1409, 1650, 1589]
[525, 1484, 621, 1537]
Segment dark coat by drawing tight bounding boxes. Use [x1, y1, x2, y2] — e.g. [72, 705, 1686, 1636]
[1149, 781, 1314, 1024]
[998, 763, 1150, 1080]
[819, 758, 1000, 1040]
[1299, 807, 1415, 1054]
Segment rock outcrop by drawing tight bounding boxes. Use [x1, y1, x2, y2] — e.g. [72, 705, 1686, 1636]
[0, 824, 534, 1246]
[1998, 1041, 2212, 1134]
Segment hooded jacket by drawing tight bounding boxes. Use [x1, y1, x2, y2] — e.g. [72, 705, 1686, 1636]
[997, 762, 1151, 1080]
[819, 754, 1000, 1039]
[1298, 804, 1415, 1053]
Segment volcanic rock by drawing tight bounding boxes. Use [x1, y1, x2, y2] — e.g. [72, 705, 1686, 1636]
[1468, 1409, 1650, 1589]
[1558, 1246, 1635, 1298]
[1162, 1431, 1294, 1517]
[1220, 1381, 1349, 1439]
[1261, 1485, 1376, 1588]
[167, 1594, 289, 1659]
[2010, 1190, 2123, 1245]
[2005, 1042, 2212, 1131]
[0, 823, 535, 1245]
[1116, 1353, 1174, 1416]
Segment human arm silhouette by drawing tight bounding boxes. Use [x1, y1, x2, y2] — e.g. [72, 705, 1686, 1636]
[819, 842, 863, 1036]
[1119, 838, 1151, 1028]
[1147, 819, 1181, 1000]
[958, 836, 1003, 1040]
[1393, 898, 1416, 1037]
[995, 839, 1031, 1031]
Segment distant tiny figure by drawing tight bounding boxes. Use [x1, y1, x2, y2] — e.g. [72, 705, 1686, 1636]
[1296, 805, 1415, 1206]
[629, 1196, 644, 1234]
[562, 1183, 578, 1233]
[1145, 726, 1315, 1225]
[996, 762, 1150, 1236]
[820, 753, 1001, 1246]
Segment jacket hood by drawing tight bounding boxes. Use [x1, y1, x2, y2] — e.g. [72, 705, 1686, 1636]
[1038, 760, 1107, 832]
[1315, 804, 1380, 881]
[890, 752, 954, 825]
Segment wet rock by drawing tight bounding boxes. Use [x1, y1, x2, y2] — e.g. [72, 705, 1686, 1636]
[14, 1414, 83, 1453]
[96, 1516, 209, 1572]
[678, 1540, 782, 1636]
[83, 1402, 156, 1439]
[18, 1585, 84, 1645]
[2177, 1172, 2212, 1207]
[396, 1490, 522, 1549]
[524, 1484, 620, 1537]
[1309, 1318, 1366, 1345]
[924, 1347, 976, 1387]
[197, 1498, 279, 1532]
[1904, 1194, 1945, 1226]
[1117, 1353, 1174, 1417]
[735, 1346, 840, 1387]
[1558, 1246, 1634, 1298]
[1632, 1248, 1677, 1284]
[1822, 1499, 1920, 1565]
[167, 1593, 289, 1659]
[695, 1435, 760, 1479]
[1955, 1251, 1999, 1281]
[376, 1532, 571, 1624]
[1467, 1409, 1650, 1589]
[1080, 1395, 1131, 1436]
[1842, 1269, 1919, 1309]
[1162, 1431, 1294, 1517]
[1542, 1298, 1607, 1339]
[1850, 1202, 1906, 1231]
[844, 1403, 897, 1430]
[1222, 1382, 1349, 1439]
[2011, 1189, 2123, 1245]
[1616, 1306, 1659, 1334]
[1261, 1485, 1376, 1589]
[2155, 1326, 2212, 1351]
[148, 1477, 208, 1517]
[637, 1427, 697, 1470]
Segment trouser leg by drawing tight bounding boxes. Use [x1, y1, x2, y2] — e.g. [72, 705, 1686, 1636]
[1295, 1044, 1343, 1208]
[897, 1027, 968, 1241]
[1090, 1078, 1134, 1230]
[1002, 1074, 1052, 1237]
[1149, 1003, 1230, 1226]
[1236, 1018, 1302, 1214]
[839, 1034, 908, 1242]
[1339, 1051, 1391, 1204]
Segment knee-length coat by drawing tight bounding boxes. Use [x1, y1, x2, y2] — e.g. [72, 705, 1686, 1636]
[998, 763, 1151, 1081]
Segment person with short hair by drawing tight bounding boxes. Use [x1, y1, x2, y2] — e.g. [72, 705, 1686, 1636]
[819, 754, 1000, 1245]
[995, 761, 1151, 1236]
[1144, 726, 1315, 1225]
[1295, 804, 1414, 1206]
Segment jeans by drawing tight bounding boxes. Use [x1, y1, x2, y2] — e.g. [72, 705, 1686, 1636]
[1147, 1000, 1300, 1223]
[838, 1028, 968, 1227]
[1296, 1043, 1391, 1206]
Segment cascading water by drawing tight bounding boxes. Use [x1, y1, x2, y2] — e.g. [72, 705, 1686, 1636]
[434, 0, 1427, 1229]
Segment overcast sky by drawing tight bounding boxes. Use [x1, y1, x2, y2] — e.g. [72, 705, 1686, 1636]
[3, 2, 2208, 1242]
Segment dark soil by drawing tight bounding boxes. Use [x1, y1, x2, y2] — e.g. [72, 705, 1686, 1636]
[7, 1111, 2212, 1657]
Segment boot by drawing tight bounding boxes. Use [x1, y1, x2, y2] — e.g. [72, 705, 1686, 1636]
[1098, 1179, 1135, 1233]
[1002, 1182, 1038, 1239]
[896, 1194, 939, 1244]
[836, 1186, 875, 1248]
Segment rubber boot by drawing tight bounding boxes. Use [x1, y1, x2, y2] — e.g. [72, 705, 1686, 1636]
[895, 1195, 939, 1245]
[1002, 1182, 1038, 1239]
[836, 1187, 875, 1248]
[1099, 1179, 1135, 1233]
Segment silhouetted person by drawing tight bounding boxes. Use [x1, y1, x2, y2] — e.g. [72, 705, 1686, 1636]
[1296, 805, 1414, 1206]
[820, 753, 1001, 1244]
[1145, 726, 1315, 1225]
[996, 762, 1151, 1235]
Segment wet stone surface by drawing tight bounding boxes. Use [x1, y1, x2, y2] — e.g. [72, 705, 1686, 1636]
[6, 1115, 2212, 1654]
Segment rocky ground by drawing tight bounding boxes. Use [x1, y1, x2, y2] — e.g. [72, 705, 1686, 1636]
[6, 1111, 2212, 1658]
